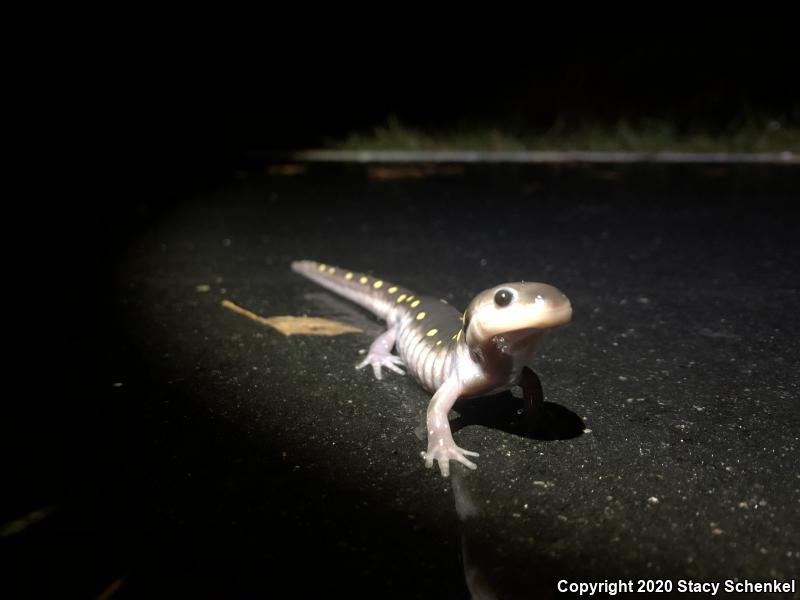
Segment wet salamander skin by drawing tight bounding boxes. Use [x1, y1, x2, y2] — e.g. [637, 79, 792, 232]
[291, 260, 572, 477]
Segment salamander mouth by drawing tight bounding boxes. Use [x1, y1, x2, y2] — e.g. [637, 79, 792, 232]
[503, 303, 572, 334]
[532, 303, 572, 328]
[497, 326, 539, 342]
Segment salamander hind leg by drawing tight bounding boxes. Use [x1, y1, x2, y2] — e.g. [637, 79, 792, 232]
[356, 326, 405, 380]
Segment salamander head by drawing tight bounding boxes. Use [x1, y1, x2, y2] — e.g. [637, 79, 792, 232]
[463, 282, 572, 358]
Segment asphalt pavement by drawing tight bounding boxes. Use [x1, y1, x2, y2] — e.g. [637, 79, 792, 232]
[5, 163, 799, 598]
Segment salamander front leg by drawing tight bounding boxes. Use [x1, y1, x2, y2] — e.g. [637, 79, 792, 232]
[422, 375, 479, 477]
[356, 325, 405, 380]
[520, 366, 545, 434]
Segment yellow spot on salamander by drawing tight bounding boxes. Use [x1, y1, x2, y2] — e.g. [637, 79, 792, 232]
[359, 276, 368, 285]
[318, 264, 327, 271]
[405, 295, 415, 303]
[460, 313, 465, 324]
[410, 300, 420, 308]
[436, 340, 443, 345]
[426, 328, 438, 336]
[373, 280, 383, 289]
[456, 329, 463, 341]
[328, 267, 336, 274]
[388, 286, 398, 293]
[345, 272, 354, 280]
[416, 312, 426, 320]
[397, 294, 407, 302]
[440, 298, 448, 304]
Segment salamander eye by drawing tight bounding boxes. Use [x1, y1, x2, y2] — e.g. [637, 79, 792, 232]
[494, 289, 514, 307]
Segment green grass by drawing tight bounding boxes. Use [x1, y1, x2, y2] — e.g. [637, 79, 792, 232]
[332, 115, 799, 154]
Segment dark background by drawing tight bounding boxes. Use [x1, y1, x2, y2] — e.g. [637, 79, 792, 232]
[98, 36, 799, 348]
[118, 39, 799, 200]
[7, 34, 800, 598]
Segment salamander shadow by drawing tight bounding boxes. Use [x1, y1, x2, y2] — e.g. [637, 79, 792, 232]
[450, 392, 585, 441]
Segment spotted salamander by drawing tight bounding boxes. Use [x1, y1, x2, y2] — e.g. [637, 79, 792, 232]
[292, 260, 572, 476]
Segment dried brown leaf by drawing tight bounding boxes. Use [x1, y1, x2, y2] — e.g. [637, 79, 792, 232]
[222, 300, 362, 336]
